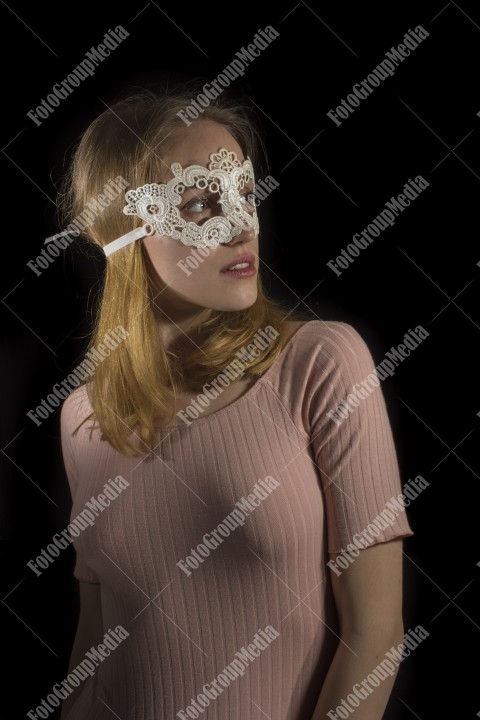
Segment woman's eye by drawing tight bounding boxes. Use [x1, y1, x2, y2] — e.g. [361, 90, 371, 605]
[240, 192, 256, 209]
[182, 191, 256, 217]
[183, 197, 208, 214]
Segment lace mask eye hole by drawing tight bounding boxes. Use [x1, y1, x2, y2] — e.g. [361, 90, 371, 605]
[182, 197, 209, 215]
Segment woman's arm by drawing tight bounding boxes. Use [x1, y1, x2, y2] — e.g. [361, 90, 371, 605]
[311, 539, 405, 720]
[60, 581, 103, 719]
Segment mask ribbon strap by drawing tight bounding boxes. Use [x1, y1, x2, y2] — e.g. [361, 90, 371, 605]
[103, 226, 150, 257]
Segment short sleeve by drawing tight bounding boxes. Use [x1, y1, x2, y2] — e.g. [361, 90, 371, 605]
[307, 322, 414, 554]
[60, 395, 101, 584]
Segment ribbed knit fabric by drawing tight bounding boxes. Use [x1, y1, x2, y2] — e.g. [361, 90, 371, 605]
[60, 320, 413, 719]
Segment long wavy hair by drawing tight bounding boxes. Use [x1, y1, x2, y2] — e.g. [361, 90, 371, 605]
[60, 83, 307, 457]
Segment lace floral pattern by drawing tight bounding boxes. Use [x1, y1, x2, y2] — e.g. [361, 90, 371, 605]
[123, 148, 259, 249]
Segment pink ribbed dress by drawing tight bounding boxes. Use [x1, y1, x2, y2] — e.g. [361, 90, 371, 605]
[60, 320, 413, 719]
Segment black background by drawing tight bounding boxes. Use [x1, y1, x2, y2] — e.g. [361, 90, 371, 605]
[1, 1, 479, 718]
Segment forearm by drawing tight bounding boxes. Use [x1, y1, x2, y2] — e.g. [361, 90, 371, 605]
[311, 631, 401, 720]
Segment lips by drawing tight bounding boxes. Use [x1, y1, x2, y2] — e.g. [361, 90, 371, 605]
[220, 253, 256, 272]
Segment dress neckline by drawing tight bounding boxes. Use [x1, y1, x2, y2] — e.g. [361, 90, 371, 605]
[153, 320, 314, 430]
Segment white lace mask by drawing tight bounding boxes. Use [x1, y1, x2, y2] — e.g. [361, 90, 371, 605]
[102, 148, 259, 257]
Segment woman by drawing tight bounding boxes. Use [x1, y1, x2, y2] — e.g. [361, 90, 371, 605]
[59, 84, 413, 719]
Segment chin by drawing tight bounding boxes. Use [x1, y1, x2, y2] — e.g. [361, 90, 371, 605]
[209, 292, 258, 312]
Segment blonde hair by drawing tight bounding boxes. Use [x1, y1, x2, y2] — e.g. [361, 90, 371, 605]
[61, 83, 308, 457]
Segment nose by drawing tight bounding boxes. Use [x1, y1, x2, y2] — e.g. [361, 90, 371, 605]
[210, 191, 258, 246]
[226, 225, 257, 246]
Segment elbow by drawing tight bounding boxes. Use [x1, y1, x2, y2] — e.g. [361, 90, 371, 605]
[344, 616, 405, 652]
[392, 618, 406, 646]
[382, 620, 405, 654]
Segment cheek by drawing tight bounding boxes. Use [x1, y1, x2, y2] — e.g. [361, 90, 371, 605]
[143, 235, 218, 285]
